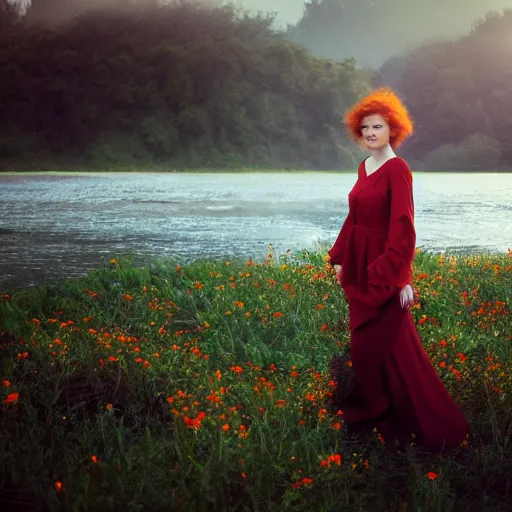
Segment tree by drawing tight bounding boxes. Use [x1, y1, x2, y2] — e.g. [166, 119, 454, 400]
[391, 10, 512, 167]
[0, 0, 22, 30]
[0, 1, 369, 170]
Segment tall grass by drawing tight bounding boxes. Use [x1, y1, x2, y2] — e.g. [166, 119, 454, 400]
[1, 249, 511, 511]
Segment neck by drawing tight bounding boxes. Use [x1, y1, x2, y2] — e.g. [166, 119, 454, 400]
[370, 144, 395, 161]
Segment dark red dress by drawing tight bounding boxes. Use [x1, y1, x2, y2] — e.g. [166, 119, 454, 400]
[328, 157, 468, 451]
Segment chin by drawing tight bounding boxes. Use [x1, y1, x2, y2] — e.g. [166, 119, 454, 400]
[365, 142, 386, 151]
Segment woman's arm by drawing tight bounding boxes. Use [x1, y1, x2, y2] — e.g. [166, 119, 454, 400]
[366, 159, 416, 306]
[328, 207, 355, 267]
[345, 159, 416, 308]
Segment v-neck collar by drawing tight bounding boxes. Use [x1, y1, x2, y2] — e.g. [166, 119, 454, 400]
[364, 156, 399, 178]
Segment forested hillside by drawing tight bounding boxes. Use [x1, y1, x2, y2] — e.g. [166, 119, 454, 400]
[0, 1, 511, 171]
[376, 10, 512, 170]
[286, 0, 512, 68]
[0, 1, 369, 170]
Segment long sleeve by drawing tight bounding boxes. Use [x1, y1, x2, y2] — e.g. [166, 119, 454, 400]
[328, 207, 355, 266]
[367, 161, 416, 305]
[345, 161, 416, 308]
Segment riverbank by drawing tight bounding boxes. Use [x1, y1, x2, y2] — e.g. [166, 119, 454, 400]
[0, 159, 357, 174]
[1, 250, 511, 511]
[1, 165, 511, 174]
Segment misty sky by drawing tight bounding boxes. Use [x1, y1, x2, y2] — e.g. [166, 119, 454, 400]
[236, 0, 512, 28]
[231, 0, 304, 26]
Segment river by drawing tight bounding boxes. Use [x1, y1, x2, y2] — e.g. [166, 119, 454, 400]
[0, 171, 510, 290]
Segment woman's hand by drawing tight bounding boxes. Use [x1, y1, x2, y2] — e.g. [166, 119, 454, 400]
[333, 264, 342, 284]
[400, 284, 414, 310]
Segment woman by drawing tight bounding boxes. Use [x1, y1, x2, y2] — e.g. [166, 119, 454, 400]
[328, 88, 468, 452]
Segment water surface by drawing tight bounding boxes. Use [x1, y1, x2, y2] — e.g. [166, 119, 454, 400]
[0, 172, 510, 290]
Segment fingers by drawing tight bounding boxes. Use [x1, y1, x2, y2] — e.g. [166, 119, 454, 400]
[400, 286, 414, 310]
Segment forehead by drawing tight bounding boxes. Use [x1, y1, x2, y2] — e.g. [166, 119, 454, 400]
[361, 114, 387, 125]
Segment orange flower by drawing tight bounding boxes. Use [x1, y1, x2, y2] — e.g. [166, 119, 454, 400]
[221, 423, 230, 432]
[3, 392, 19, 404]
[206, 393, 222, 403]
[427, 472, 438, 480]
[320, 454, 342, 468]
[54, 481, 63, 492]
[2, 380, 11, 387]
[273, 312, 283, 318]
[184, 412, 207, 430]
[91, 455, 99, 464]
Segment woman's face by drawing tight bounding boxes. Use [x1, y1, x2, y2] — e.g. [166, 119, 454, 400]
[360, 114, 390, 151]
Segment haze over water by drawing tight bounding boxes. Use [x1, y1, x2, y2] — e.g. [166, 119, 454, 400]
[0, 171, 510, 290]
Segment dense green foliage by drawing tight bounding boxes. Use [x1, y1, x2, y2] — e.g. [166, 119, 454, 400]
[379, 10, 512, 169]
[1, 1, 511, 170]
[1, 250, 511, 510]
[291, 2, 512, 170]
[0, 1, 367, 170]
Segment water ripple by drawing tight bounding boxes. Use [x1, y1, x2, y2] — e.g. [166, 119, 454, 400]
[0, 171, 511, 290]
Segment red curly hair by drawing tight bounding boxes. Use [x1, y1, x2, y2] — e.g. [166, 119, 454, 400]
[344, 88, 414, 148]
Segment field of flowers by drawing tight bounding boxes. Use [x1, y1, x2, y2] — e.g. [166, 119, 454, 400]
[1, 248, 511, 511]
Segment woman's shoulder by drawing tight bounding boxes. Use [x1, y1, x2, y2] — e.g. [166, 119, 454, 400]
[387, 156, 412, 178]
[390, 156, 411, 169]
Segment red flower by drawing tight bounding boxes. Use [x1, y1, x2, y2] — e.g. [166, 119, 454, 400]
[3, 392, 19, 404]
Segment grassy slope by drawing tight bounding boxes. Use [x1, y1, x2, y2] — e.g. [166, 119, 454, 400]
[0, 250, 511, 511]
